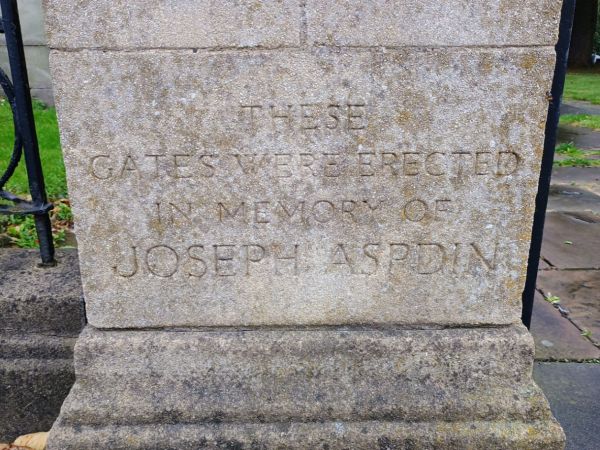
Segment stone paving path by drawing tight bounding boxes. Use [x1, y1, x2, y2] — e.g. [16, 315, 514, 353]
[556, 100, 600, 165]
[531, 100, 600, 450]
[533, 102, 600, 358]
[533, 363, 600, 450]
[530, 98, 600, 450]
[557, 123, 600, 151]
[561, 99, 600, 116]
[533, 101, 600, 358]
[550, 166, 600, 195]
[547, 185, 600, 211]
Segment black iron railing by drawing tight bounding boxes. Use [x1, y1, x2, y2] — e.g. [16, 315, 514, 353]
[0, 0, 55, 266]
[521, 0, 576, 329]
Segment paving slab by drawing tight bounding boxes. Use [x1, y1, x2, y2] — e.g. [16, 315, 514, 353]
[547, 185, 600, 212]
[530, 292, 600, 361]
[537, 270, 600, 346]
[540, 211, 600, 269]
[551, 166, 600, 184]
[533, 363, 600, 450]
[556, 123, 600, 151]
[550, 166, 600, 195]
[561, 99, 600, 117]
[553, 153, 573, 162]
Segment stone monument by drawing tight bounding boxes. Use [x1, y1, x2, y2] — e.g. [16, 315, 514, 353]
[43, 1, 566, 448]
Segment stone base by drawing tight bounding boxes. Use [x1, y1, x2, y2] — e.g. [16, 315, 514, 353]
[0, 249, 84, 442]
[48, 325, 565, 450]
[0, 335, 76, 443]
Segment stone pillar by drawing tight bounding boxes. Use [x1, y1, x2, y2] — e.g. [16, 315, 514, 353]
[42, 1, 566, 448]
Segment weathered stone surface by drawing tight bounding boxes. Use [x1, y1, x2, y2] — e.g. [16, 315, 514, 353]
[48, 325, 564, 449]
[0, 334, 76, 360]
[42, 0, 300, 50]
[50, 46, 554, 329]
[42, 0, 562, 50]
[556, 123, 600, 152]
[540, 212, 600, 269]
[561, 99, 600, 116]
[44, 1, 564, 448]
[0, 249, 84, 443]
[549, 167, 600, 196]
[49, 421, 564, 450]
[537, 270, 600, 345]
[306, 0, 562, 47]
[57, 325, 544, 424]
[1, 357, 76, 443]
[530, 291, 600, 361]
[547, 186, 600, 212]
[534, 363, 600, 450]
[0, 249, 84, 335]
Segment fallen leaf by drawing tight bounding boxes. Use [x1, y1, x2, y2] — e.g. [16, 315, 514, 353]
[12, 432, 49, 450]
[0, 446, 34, 450]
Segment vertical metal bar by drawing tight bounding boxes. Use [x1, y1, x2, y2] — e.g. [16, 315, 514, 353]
[0, 0, 55, 266]
[522, 0, 576, 329]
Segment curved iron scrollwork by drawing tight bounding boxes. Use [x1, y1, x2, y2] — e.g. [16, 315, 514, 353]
[0, 66, 24, 203]
[0, 66, 52, 215]
[0, 0, 55, 265]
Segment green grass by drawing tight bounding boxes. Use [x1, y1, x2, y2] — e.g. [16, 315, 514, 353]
[564, 72, 600, 105]
[0, 98, 67, 199]
[560, 114, 600, 131]
[554, 142, 600, 167]
[0, 98, 71, 248]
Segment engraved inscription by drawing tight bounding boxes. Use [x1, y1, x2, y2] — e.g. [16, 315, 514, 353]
[113, 241, 499, 279]
[114, 243, 301, 279]
[54, 44, 555, 330]
[154, 197, 453, 228]
[240, 101, 367, 133]
[89, 151, 520, 181]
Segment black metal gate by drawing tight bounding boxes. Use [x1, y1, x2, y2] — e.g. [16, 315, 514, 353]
[0, 0, 55, 266]
[521, 0, 576, 329]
